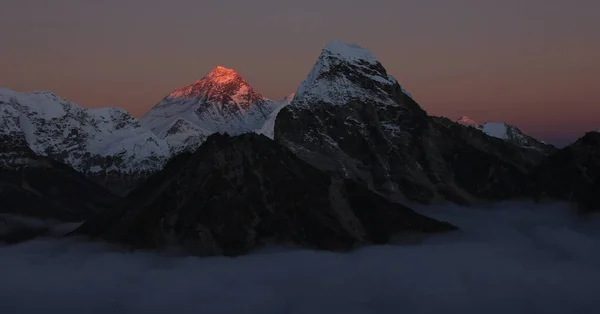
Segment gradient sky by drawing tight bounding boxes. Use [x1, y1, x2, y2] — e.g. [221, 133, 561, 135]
[1, 0, 598, 146]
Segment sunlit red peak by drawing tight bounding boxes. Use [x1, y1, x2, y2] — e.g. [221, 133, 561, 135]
[167, 66, 246, 98]
[456, 116, 481, 128]
[204, 65, 240, 84]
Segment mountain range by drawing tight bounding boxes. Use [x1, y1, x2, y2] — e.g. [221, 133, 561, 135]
[1, 40, 598, 254]
[456, 116, 557, 155]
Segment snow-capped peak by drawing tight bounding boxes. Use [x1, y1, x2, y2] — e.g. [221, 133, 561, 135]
[456, 116, 481, 129]
[292, 40, 409, 108]
[141, 67, 280, 154]
[166, 66, 260, 104]
[205, 65, 239, 83]
[322, 40, 378, 63]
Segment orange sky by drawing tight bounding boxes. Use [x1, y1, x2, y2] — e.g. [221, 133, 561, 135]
[1, 0, 598, 146]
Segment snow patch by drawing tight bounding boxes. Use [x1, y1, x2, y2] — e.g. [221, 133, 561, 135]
[255, 99, 291, 139]
[482, 122, 509, 140]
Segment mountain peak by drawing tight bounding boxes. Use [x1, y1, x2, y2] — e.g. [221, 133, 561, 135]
[456, 116, 480, 128]
[323, 40, 377, 63]
[291, 41, 404, 108]
[142, 67, 278, 154]
[204, 65, 240, 84]
[167, 66, 261, 102]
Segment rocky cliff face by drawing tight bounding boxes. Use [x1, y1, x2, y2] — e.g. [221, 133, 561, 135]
[528, 131, 600, 212]
[275, 41, 545, 204]
[74, 133, 456, 256]
[0, 88, 170, 194]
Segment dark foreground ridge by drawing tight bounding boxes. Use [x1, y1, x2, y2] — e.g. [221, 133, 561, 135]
[0, 135, 118, 222]
[74, 133, 457, 256]
[529, 131, 600, 213]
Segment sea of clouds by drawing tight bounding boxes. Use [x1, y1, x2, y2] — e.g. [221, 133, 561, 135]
[1, 201, 599, 314]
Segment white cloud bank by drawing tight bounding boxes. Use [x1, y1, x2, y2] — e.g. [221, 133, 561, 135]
[1, 201, 599, 314]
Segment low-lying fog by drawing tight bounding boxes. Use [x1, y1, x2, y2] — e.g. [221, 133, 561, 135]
[1, 202, 599, 314]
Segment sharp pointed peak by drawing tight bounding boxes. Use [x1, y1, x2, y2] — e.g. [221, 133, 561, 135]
[321, 40, 377, 63]
[208, 65, 237, 75]
[202, 65, 243, 84]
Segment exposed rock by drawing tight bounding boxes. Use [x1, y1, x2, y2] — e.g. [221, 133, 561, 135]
[74, 133, 456, 256]
[275, 40, 545, 204]
[0, 134, 119, 222]
[529, 131, 600, 212]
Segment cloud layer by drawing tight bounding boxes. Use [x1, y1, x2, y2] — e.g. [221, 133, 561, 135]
[1, 201, 599, 314]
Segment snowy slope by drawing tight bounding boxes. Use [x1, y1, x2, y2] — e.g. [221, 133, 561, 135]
[481, 122, 556, 154]
[292, 40, 412, 109]
[482, 122, 509, 139]
[141, 66, 281, 153]
[0, 88, 170, 174]
[255, 97, 292, 139]
[454, 116, 555, 154]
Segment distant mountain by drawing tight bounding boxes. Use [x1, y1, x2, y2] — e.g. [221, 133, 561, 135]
[456, 116, 480, 128]
[141, 66, 287, 154]
[0, 88, 170, 194]
[74, 133, 456, 256]
[455, 116, 556, 155]
[275, 40, 546, 204]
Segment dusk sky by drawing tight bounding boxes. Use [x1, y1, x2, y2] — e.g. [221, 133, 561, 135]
[1, 0, 598, 146]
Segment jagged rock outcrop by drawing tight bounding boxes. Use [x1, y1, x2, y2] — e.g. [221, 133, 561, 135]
[0, 88, 171, 194]
[141, 66, 288, 154]
[275, 40, 546, 204]
[74, 133, 456, 256]
[529, 131, 600, 212]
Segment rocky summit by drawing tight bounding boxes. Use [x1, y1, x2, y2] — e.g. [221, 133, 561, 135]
[275, 40, 546, 204]
[74, 133, 456, 256]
